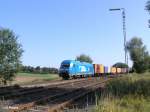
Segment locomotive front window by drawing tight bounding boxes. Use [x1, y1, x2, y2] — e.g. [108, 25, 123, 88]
[61, 64, 70, 68]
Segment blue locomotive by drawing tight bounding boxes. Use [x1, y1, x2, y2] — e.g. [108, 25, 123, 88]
[59, 60, 94, 79]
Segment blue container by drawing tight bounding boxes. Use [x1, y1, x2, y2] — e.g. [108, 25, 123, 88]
[59, 60, 94, 79]
[104, 66, 108, 73]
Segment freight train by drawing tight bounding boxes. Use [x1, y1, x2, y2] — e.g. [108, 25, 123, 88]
[59, 60, 127, 79]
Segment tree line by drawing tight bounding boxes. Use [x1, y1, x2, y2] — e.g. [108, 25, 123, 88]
[20, 66, 58, 74]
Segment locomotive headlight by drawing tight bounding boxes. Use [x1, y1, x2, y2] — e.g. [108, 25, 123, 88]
[70, 63, 73, 67]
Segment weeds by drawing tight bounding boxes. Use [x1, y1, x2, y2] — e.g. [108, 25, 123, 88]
[105, 74, 150, 97]
[94, 73, 150, 112]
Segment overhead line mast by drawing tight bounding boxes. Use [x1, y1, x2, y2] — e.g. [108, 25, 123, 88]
[109, 8, 127, 65]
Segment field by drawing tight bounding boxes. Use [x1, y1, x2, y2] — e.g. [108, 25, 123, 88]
[94, 73, 150, 112]
[11, 73, 60, 85]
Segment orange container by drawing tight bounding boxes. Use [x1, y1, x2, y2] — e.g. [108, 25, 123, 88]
[93, 64, 104, 74]
[93, 64, 98, 74]
[99, 64, 104, 73]
[111, 67, 117, 74]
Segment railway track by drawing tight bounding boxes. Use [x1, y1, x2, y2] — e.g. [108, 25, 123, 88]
[21, 78, 85, 88]
[47, 80, 107, 112]
[0, 78, 87, 100]
[0, 87, 44, 99]
[8, 77, 110, 112]
[10, 79, 95, 104]
[8, 79, 96, 104]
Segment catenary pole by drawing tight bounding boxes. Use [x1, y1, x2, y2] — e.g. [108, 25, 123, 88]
[109, 8, 127, 65]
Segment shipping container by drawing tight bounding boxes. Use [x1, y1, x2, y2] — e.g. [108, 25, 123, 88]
[108, 67, 111, 73]
[111, 67, 117, 74]
[121, 68, 127, 73]
[117, 68, 121, 74]
[100, 64, 104, 74]
[93, 64, 98, 74]
[93, 64, 104, 74]
[104, 66, 109, 73]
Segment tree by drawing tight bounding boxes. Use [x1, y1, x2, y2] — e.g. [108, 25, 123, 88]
[146, 1, 150, 27]
[35, 66, 41, 73]
[113, 62, 128, 68]
[42, 67, 49, 74]
[144, 55, 150, 72]
[146, 1, 150, 13]
[0, 28, 23, 85]
[76, 54, 93, 63]
[126, 37, 149, 73]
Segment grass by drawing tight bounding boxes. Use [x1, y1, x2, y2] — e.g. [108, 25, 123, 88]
[93, 72, 150, 112]
[17, 72, 59, 80]
[124, 72, 150, 81]
[105, 74, 150, 97]
[94, 95, 150, 112]
[11, 72, 60, 85]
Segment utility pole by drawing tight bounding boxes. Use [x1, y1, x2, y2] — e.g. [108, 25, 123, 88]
[109, 8, 127, 65]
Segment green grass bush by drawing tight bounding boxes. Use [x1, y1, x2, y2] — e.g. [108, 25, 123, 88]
[94, 95, 150, 112]
[94, 73, 150, 112]
[105, 74, 150, 97]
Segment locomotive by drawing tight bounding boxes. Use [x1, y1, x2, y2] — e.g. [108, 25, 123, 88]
[59, 60, 127, 79]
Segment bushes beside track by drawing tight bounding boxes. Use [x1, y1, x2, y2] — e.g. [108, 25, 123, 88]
[105, 75, 150, 97]
[20, 66, 58, 74]
[94, 73, 150, 112]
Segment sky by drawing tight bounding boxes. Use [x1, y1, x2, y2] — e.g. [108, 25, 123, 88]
[0, 0, 150, 68]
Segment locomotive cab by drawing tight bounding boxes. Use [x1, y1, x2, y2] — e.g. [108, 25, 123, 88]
[59, 60, 75, 79]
